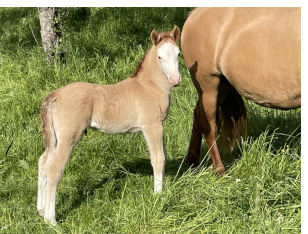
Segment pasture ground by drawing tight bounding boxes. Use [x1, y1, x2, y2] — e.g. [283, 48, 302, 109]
[0, 8, 301, 233]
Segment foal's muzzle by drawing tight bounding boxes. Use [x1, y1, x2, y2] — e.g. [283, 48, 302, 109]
[169, 74, 181, 87]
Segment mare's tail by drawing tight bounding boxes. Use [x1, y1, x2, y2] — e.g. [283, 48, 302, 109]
[40, 93, 57, 152]
[217, 85, 247, 153]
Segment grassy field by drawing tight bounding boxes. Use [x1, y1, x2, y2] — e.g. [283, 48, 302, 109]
[0, 8, 301, 233]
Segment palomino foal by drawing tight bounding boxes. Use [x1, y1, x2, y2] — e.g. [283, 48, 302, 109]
[37, 25, 181, 225]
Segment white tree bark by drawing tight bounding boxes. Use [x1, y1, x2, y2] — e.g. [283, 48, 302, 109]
[38, 7, 61, 62]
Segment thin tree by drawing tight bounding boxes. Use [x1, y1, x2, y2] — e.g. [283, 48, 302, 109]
[38, 7, 63, 62]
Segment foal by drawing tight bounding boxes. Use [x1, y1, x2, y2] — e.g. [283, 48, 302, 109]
[37, 25, 181, 225]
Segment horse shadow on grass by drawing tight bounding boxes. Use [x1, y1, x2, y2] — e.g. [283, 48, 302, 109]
[56, 156, 192, 222]
[56, 146, 240, 222]
[56, 176, 109, 222]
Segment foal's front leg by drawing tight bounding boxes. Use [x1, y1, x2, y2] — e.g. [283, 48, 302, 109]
[142, 123, 165, 193]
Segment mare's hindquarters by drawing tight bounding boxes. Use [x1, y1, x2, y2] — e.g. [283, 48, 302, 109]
[181, 7, 300, 173]
[218, 7, 301, 109]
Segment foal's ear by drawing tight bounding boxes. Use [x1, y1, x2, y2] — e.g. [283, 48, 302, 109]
[151, 29, 160, 45]
[170, 25, 180, 42]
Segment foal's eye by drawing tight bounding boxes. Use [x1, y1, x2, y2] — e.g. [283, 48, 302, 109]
[158, 56, 162, 60]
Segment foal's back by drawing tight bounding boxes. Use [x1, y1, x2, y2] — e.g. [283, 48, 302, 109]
[49, 80, 143, 136]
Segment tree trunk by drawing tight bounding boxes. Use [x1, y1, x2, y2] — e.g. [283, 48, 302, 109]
[38, 7, 62, 62]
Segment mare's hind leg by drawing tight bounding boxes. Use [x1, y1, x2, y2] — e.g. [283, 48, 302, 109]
[142, 123, 165, 193]
[186, 99, 205, 166]
[188, 72, 225, 174]
[202, 101, 225, 174]
[200, 76, 225, 174]
[186, 95, 225, 175]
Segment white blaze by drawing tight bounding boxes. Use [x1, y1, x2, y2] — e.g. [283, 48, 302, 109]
[157, 42, 181, 86]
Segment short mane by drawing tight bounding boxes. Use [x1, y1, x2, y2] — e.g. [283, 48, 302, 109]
[131, 54, 146, 78]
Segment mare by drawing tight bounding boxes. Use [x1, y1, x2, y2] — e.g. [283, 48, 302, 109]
[37, 25, 181, 225]
[181, 8, 300, 174]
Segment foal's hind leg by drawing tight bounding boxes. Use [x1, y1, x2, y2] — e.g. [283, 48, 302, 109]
[142, 123, 165, 193]
[44, 141, 74, 225]
[37, 150, 51, 216]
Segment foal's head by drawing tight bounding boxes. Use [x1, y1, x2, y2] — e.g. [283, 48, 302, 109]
[150, 25, 181, 87]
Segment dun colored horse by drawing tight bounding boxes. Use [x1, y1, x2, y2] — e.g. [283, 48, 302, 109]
[181, 8, 300, 174]
[37, 25, 181, 225]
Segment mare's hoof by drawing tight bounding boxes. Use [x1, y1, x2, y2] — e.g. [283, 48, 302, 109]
[185, 154, 199, 168]
[214, 165, 225, 175]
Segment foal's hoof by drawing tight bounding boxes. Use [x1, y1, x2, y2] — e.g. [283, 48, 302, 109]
[44, 218, 57, 226]
[44, 215, 57, 226]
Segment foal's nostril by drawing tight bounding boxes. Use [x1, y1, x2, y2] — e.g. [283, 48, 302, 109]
[169, 74, 181, 86]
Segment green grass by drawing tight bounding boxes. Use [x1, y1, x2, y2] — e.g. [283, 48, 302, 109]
[0, 8, 300, 233]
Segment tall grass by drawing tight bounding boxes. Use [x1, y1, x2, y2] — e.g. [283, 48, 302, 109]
[0, 8, 300, 233]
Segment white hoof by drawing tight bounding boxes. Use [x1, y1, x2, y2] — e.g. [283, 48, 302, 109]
[44, 216, 57, 226]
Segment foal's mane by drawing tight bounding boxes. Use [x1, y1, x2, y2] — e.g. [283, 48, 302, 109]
[131, 54, 146, 78]
[131, 33, 175, 78]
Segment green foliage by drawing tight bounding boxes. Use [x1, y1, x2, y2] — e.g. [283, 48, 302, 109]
[0, 7, 300, 233]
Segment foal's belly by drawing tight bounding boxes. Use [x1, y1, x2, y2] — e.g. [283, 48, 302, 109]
[90, 119, 141, 134]
[90, 90, 141, 133]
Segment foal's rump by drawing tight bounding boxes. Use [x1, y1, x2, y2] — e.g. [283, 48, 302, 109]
[42, 82, 94, 145]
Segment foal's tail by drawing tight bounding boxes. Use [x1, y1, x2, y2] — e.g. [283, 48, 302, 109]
[40, 92, 57, 152]
[217, 86, 247, 153]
